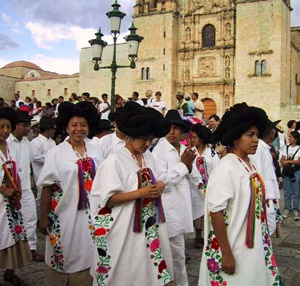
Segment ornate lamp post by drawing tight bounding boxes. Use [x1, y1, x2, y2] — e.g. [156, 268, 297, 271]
[89, 0, 143, 111]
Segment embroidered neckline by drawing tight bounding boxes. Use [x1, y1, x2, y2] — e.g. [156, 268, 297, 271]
[130, 152, 146, 170]
[68, 139, 87, 159]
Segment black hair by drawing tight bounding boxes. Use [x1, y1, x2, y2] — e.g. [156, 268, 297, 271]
[287, 120, 296, 129]
[116, 101, 169, 138]
[191, 124, 212, 145]
[101, 93, 108, 99]
[132, 91, 139, 98]
[213, 103, 268, 146]
[56, 101, 99, 136]
[192, 92, 199, 99]
[0, 107, 17, 130]
[209, 114, 220, 122]
[290, 130, 300, 145]
[82, 92, 90, 99]
[46, 102, 52, 108]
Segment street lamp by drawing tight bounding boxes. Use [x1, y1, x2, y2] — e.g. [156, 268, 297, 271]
[89, 0, 144, 111]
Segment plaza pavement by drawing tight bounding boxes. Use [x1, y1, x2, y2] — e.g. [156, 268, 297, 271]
[1, 207, 300, 285]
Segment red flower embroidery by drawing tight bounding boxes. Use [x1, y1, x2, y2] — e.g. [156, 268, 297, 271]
[50, 199, 58, 211]
[261, 211, 265, 222]
[211, 281, 219, 286]
[94, 228, 106, 236]
[222, 282, 227, 286]
[14, 225, 23, 234]
[158, 260, 167, 273]
[150, 238, 160, 252]
[271, 254, 277, 267]
[84, 179, 93, 192]
[211, 237, 220, 250]
[96, 266, 109, 274]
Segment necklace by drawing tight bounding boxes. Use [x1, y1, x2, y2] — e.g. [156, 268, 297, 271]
[68, 139, 87, 159]
[235, 154, 255, 173]
[131, 152, 146, 170]
[0, 144, 13, 173]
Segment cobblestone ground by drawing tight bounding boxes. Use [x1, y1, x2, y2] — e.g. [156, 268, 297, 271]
[1, 202, 300, 285]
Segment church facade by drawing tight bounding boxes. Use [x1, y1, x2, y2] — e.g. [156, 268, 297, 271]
[1, 0, 300, 122]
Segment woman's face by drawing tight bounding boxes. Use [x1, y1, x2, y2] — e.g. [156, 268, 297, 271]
[0, 118, 11, 142]
[66, 116, 89, 144]
[191, 131, 203, 148]
[129, 136, 154, 154]
[234, 126, 259, 156]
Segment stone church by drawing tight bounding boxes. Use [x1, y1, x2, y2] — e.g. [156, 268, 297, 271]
[1, 0, 300, 122]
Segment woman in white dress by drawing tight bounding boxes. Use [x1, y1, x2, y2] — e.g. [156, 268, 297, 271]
[38, 102, 103, 286]
[190, 124, 220, 248]
[0, 107, 31, 286]
[90, 102, 173, 286]
[199, 103, 283, 286]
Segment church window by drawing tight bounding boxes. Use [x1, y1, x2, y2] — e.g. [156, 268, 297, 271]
[141, 68, 145, 80]
[146, 67, 150, 80]
[47, 89, 51, 96]
[261, 60, 267, 75]
[164, 31, 166, 38]
[163, 48, 166, 55]
[30, 72, 35, 77]
[163, 64, 165, 71]
[149, 0, 157, 10]
[225, 67, 230, 79]
[186, 27, 192, 42]
[185, 70, 190, 81]
[64, 88, 68, 95]
[202, 24, 215, 48]
[255, 60, 261, 76]
[32, 90, 35, 97]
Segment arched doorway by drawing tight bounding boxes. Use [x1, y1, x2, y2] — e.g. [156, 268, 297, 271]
[201, 98, 217, 122]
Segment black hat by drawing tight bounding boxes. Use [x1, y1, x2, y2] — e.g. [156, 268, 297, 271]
[96, 119, 112, 131]
[265, 119, 282, 133]
[191, 124, 212, 145]
[116, 101, 168, 138]
[108, 107, 125, 122]
[15, 110, 32, 123]
[39, 117, 56, 129]
[165, 110, 190, 133]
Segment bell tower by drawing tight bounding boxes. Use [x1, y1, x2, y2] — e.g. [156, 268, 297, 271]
[132, 0, 179, 108]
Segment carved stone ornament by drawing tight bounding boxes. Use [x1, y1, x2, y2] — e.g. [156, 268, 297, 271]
[199, 57, 216, 77]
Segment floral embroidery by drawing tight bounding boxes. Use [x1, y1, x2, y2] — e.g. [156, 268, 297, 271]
[94, 206, 113, 286]
[2, 164, 27, 242]
[48, 184, 64, 271]
[196, 156, 209, 196]
[204, 231, 225, 285]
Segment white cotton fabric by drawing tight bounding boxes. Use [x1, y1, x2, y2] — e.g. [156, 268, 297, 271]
[152, 138, 202, 238]
[190, 147, 220, 220]
[199, 154, 278, 286]
[90, 132, 125, 160]
[90, 147, 173, 286]
[250, 139, 280, 199]
[37, 141, 103, 273]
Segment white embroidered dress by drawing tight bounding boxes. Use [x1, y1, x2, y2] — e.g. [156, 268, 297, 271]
[199, 154, 282, 286]
[37, 141, 103, 273]
[90, 148, 173, 286]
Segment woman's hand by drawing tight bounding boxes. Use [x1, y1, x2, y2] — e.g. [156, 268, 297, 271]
[222, 252, 236, 275]
[0, 185, 19, 198]
[39, 217, 50, 235]
[140, 185, 160, 199]
[156, 181, 165, 195]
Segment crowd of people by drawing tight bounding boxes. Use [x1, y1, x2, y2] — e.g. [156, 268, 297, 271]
[0, 90, 298, 286]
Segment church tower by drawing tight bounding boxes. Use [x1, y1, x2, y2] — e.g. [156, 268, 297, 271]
[234, 0, 292, 119]
[133, 0, 179, 108]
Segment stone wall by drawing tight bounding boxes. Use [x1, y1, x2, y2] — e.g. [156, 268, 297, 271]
[15, 76, 79, 104]
[0, 75, 18, 102]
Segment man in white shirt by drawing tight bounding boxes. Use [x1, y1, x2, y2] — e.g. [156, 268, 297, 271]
[98, 93, 111, 120]
[7, 111, 44, 262]
[54, 95, 64, 117]
[145, 89, 154, 107]
[91, 107, 127, 159]
[132, 91, 144, 106]
[153, 110, 202, 286]
[14, 93, 24, 108]
[151, 91, 167, 115]
[192, 92, 204, 120]
[30, 117, 56, 217]
[250, 119, 283, 234]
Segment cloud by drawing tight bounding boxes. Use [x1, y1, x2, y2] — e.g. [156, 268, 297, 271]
[28, 54, 79, 74]
[1, 12, 19, 27]
[26, 22, 96, 50]
[4, 0, 135, 31]
[0, 33, 19, 51]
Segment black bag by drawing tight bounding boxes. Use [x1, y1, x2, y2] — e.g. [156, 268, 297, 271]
[282, 164, 295, 176]
[282, 145, 300, 177]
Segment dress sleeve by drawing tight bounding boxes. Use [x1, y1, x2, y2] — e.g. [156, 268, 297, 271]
[37, 147, 61, 187]
[206, 162, 236, 213]
[90, 156, 125, 217]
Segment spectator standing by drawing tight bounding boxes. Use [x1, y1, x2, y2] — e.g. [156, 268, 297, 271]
[98, 94, 111, 120]
[192, 92, 204, 120]
[132, 91, 144, 106]
[145, 89, 154, 107]
[208, 114, 220, 132]
[14, 93, 24, 108]
[151, 91, 167, 115]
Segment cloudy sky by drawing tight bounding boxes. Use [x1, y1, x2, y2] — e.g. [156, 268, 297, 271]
[0, 0, 299, 75]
